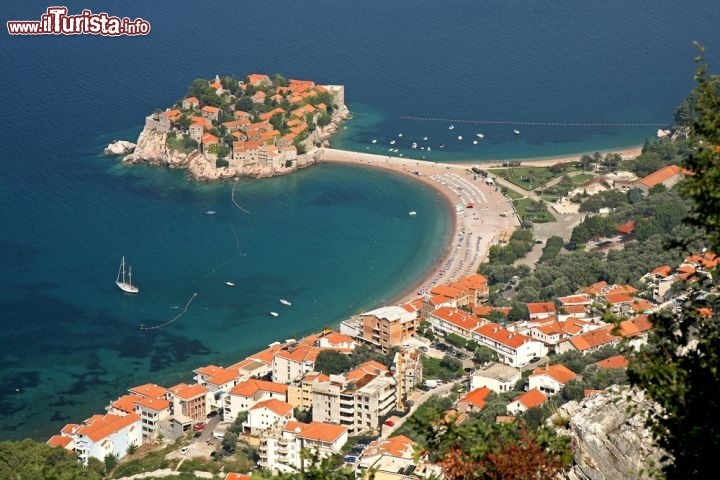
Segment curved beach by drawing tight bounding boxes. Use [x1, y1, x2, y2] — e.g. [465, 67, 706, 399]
[318, 148, 521, 304]
[319, 145, 642, 305]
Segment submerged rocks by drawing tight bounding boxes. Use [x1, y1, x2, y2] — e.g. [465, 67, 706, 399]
[104, 140, 136, 155]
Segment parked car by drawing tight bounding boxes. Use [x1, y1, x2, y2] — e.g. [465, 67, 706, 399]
[193, 423, 206, 431]
[207, 411, 218, 418]
[418, 345, 429, 353]
[180, 446, 189, 455]
[529, 356, 541, 363]
[384, 420, 395, 427]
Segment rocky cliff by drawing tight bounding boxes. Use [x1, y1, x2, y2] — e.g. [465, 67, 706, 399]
[122, 127, 323, 181]
[551, 386, 667, 480]
[121, 105, 350, 182]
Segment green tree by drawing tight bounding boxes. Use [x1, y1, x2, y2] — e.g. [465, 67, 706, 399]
[236, 96, 254, 113]
[413, 418, 572, 480]
[272, 73, 289, 87]
[0, 439, 103, 480]
[104, 452, 118, 474]
[314, 350, 352, 374]
[627, 48, 720, 479]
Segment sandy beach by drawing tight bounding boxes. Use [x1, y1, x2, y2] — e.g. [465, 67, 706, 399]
[318, 145, 641, 305]
[318, 148, 521, 304]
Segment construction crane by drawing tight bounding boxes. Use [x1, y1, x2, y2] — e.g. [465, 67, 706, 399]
[396, 348, 405, 412]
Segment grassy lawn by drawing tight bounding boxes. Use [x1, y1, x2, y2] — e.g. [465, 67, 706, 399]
[538, 172, 600, 199]
[500, 187, 525, 200]
[513, 198, 556, 223]
[570, 173, 597, 186]
[491, 164, 580, 191]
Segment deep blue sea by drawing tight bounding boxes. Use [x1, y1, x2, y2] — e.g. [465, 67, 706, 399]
[1, 0, 718, 440]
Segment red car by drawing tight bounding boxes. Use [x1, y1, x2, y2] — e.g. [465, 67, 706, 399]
[384, 420, 395, 427]
[193, 423, 206, 431]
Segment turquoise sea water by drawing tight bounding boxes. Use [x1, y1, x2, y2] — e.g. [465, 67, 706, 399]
[1, 0, 718, 440]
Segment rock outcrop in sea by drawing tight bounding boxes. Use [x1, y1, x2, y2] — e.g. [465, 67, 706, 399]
[551, 386, 667, 480]
[119, 75, 351, 182]
[104, 140, 136, 156]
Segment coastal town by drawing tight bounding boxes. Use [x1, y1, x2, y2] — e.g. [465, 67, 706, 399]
[116, 73, 350, 181]
[50, 108, 716, 478]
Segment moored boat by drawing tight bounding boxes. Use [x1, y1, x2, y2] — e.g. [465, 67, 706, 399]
[279, 299, 292, 306]
[116, 256, 139, 294]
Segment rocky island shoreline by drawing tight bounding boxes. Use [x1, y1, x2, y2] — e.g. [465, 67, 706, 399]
[115, 73, 350, 181]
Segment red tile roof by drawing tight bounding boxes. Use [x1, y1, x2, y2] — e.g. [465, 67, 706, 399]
[569, 325, 618, 351]
[284, 421, 348, 443]
[225, 473, 251, 480]
[582, 281, 608, 296]
[638, 165, 689, 188]
[130, 383, 167, 398]
[135, 397, 170, 411]
[604, 293, 634, 305]
[557, 295, 592, 306]
[230, 379, 288, 397]
[649, 265, 672, 277]
[47, 435, 73, 448]
[367, 434, 415, 457]
[594, 355, 629, 369]
[531, 364, 577, 384]
[111, 394, 141, 414]
[459, 387, 492, 409]
[194, 365, 239, 386]
[76, 413, 140, 442]
[616, 220, 636, 235]
[251, 398, 293, 417]
[527, 302, 556, 315]
[169, 383, 208, 400]
[513, 388, 547, 409]
[473, 323, 533, 349]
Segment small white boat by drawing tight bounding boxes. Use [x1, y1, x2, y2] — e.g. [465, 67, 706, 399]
[398, 133, 403, 137]
[279, 299, 292, 306]
[390, 140, 396, 145]
[393, 149, 399, 153]
[408, 211, 417, 216]
[427, 146, 431, 152]
[270, 311, 279, 317]
[476, 133, 484, 139]
[206, 210, 216, 215]
[457, 135, 463, 141]
[422, 136, 428, 141]
[226, 281, 235, 287]
[448, 125, 455, 130]
[116, 256, 139, 294]
[473, 140, 478, 145]
[371, 139, 377, 144]
[439, 144, 445, 149]
[513, 129, 520, 135]
[411, 142, 417, 149]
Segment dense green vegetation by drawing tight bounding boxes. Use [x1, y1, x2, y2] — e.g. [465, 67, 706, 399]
[492, 164, 579, 191]
[421, 354, 464, 381]
[513, 198, 556, 223]
[484, 228, 534, 265]
[627, 51, 720, 479]
[568, 187, 691, 249]
[538, 236, 564, 262]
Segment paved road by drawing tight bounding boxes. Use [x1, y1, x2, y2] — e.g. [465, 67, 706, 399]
[380, 379, 462, 440]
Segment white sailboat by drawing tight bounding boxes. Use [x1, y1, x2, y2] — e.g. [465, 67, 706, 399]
[279, 299, 292, 306]
[116, 256, 139, 294]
